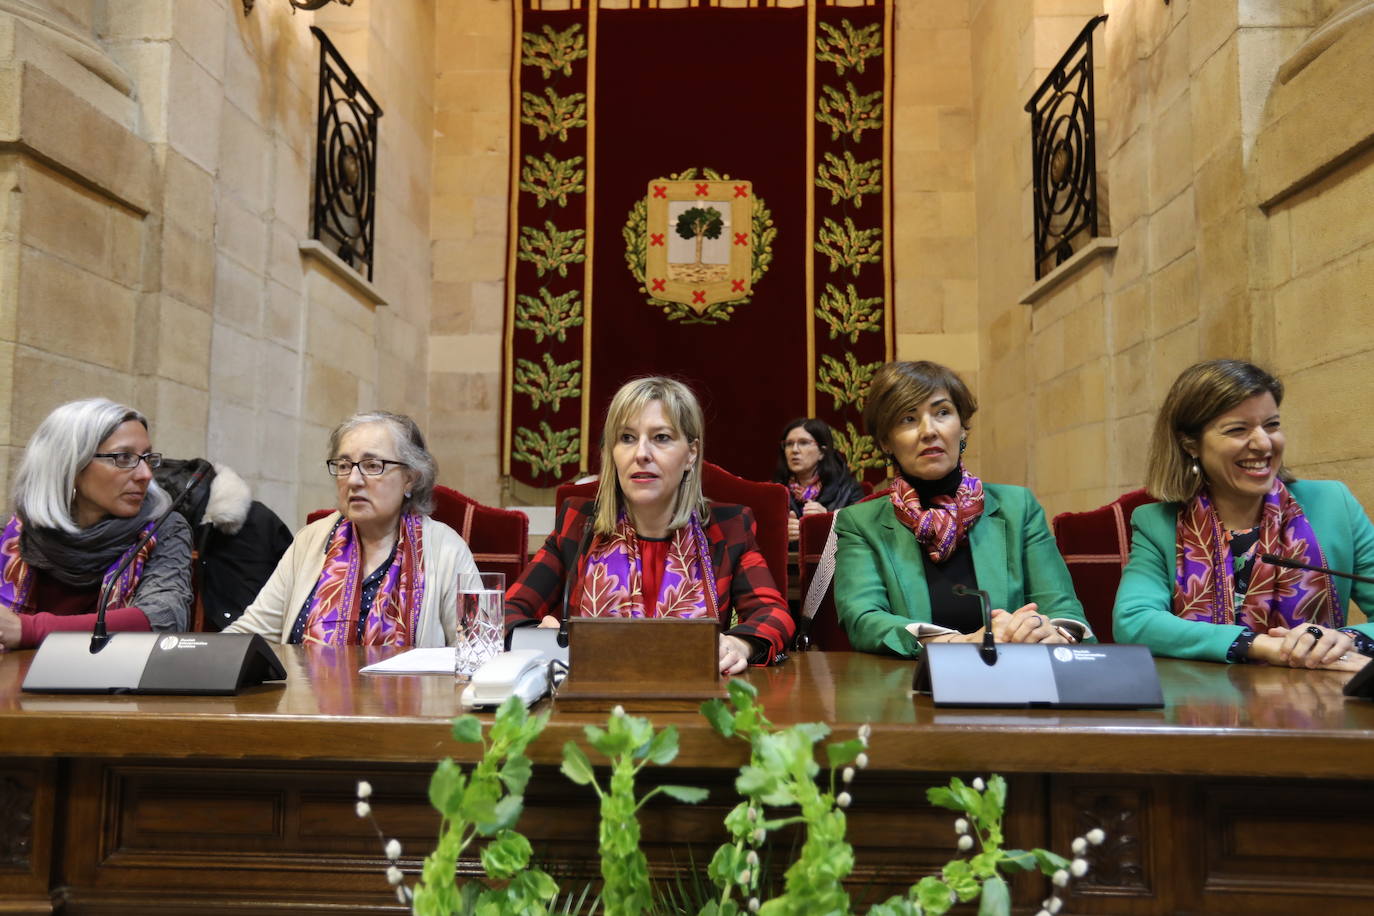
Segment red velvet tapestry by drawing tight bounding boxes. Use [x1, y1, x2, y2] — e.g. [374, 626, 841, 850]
[502, 0, 894, 490]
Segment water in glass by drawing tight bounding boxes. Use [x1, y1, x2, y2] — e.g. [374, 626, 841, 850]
[455, 571, 504, 678]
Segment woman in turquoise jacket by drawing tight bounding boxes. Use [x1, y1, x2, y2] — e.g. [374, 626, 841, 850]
[1114, 360, 1374, 669]
[834, 361, 1090, 657]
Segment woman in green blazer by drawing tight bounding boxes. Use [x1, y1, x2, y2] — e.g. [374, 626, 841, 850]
[1114, 360, 1374, 670]
[834, 361, 1090, 657]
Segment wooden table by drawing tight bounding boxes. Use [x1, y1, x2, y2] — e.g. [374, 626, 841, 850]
[1, 647, 1372, 915]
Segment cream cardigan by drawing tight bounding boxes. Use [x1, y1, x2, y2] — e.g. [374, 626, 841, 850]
[226, 513, 478, 647]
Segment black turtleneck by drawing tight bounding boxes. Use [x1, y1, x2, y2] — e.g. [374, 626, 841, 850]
[902, 466, 983, 634]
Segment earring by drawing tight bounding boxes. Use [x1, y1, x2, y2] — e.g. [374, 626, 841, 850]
[404, 490, 412, 498]
[1189, 458, 1199, 476]
[959, 439, 967, 455]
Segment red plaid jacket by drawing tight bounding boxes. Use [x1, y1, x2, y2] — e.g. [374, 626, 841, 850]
[505, 498, 793, 663]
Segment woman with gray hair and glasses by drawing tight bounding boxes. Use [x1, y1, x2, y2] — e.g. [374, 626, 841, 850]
[0, 398, 192, 650]
[225, 411, 478, 647]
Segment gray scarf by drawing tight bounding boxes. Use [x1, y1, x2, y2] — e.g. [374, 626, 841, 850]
[19, 485, 170, 588]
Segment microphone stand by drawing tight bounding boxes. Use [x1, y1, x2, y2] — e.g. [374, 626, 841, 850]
[951, 584, 998, 666]
[90, 466, 209, 653]
[1259, 553, 1374, 586]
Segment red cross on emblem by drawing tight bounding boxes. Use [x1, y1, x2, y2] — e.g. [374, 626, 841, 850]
[692, 290, 706, 304]
[694, 183, 710, 196]
[650, 233, 665, 246]
[734, 185, 749, 197]
[731, 279, 746, 292]
[652, 185, 667, 198]
[734, 232, 748, 245]
[651, 278, 666, 291]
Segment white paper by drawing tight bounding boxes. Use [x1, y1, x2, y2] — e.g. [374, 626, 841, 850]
[359, 647, 456, 675]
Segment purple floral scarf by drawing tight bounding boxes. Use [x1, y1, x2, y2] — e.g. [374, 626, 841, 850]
[0, 515, 154, 613]
[300, 513, 426, 646]
[1174, 480, 1341, 631]
[576, 512, 719, 620]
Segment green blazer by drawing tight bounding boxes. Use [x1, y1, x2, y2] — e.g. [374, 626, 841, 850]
[1113, 479, 1374, 661]
[833, 484, 1089, 657]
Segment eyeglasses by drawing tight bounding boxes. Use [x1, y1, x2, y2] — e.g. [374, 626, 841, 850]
[326, 458, 408, 477]
[93, 452, 163, 469]
[784, 439, 818, 451]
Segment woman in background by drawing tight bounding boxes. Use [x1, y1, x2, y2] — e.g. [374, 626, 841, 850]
[0, 398, 191, 649]
[226, 411, 477, 647]
[506, 376, 794, 673]
[773, 417, 863, 541]
[834, 361, 1090, 657]
[1114, 359, 1373, 669]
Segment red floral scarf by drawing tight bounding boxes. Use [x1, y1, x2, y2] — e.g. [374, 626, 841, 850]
[888, 471, 986, 563]
[577, 512, 719, 620]
[0, 515, 154, 612]
[1173, 480, 1340, 631]
[301, 513, 426, 646]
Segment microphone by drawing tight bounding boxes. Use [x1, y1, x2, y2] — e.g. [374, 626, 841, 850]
[91, 465, 210, 653]
[1259, 554, 1374, 586]
[951, 584, 998, 666]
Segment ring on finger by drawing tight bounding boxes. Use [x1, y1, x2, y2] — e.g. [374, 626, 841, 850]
[1305, 624, 1324, 645]
[1031, 615, 1044, 629]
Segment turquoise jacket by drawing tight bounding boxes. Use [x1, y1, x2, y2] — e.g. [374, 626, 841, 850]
[833, 484, 1089, 657]
[1113, 479, 1374, 661]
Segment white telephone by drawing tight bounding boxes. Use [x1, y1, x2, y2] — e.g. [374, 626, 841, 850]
[460, 649, 550, 708]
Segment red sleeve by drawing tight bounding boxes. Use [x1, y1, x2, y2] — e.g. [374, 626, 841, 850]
[18, 606, 153, 649]
[504, 499, 593, 629]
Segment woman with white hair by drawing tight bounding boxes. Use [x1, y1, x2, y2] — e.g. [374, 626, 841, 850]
[505, 377, 794, 673]
[0, 398, 192, 649]
[225, 411, 478, 647]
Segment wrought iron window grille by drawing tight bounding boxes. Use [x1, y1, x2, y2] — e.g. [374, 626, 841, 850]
[1025, 14, 1107, 281]
[309, 26, 382, 281]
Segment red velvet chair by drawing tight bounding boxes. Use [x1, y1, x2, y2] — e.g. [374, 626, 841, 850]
[307, 485, 530, 585]
[554, 462, 789, 596]
[1050, 488, 1157, 644]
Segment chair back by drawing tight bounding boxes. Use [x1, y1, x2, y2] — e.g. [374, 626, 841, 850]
[554, 462, 789, 595]
[1051, 488, 1156, 643]
[306, 486, 530, 585]
[797, 511, 850, 650]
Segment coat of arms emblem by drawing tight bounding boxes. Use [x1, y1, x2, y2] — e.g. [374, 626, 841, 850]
[625, 169, 774, 324]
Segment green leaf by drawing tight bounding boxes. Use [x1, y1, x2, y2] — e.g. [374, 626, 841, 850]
[560, 741, 595, 786]
[480, 829, 532, 878]
[427, 758, 465, 816]
[725, 677, 758, 705]
[478, 793, 524, 834]
[643, 725, 681, 765]
[1031, 847, 1071, 872]
[985, 774, 1007, 815]
[1001, 849, 1036, 873]
[499, 753, 533, 796]
[926, 785, 963, 812]
[700, 698, 736, 737]
[706, 843, 741, 887]
[941, 858, 980, 901]
[659, 785, 709, 804]
[915, 875, 955, 914]
[826, 737, 864, 768]
[977, 875, 1010, 916]
[451, 715, 483, 744]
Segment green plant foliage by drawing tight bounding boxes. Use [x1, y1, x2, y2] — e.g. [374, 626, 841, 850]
[815, 20, 883, 76]
[521, 153, 587, 208]
[410, 698, 559, 916]
[815, 150, 883, 207]
[815, 216, 882, 277]
[514, 353, 583, 413]
[831, 421, 887, 473]
[816, 82, 883, 142]
[515, 287, 584, 344]
[513, 422, 580, 478]
[522, 23, 588, 78]
[519, 220, 587, 278]
[521, 87, 589, 142]
[816, 352, 881, 411]
[561, 708, 708, 916]
[816, 282, 884, 344]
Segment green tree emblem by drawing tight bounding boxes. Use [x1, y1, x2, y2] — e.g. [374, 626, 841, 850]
[674, 206, 724, 266]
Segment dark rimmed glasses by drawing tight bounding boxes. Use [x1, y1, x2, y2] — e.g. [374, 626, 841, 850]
[326, 458, 408, 477]
[93, 452, 163, 470]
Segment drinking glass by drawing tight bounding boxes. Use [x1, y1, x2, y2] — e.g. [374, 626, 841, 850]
[455, 571, 505, 678]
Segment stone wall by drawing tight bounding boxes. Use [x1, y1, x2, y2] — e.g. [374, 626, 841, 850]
[0, 0, 435, 528]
